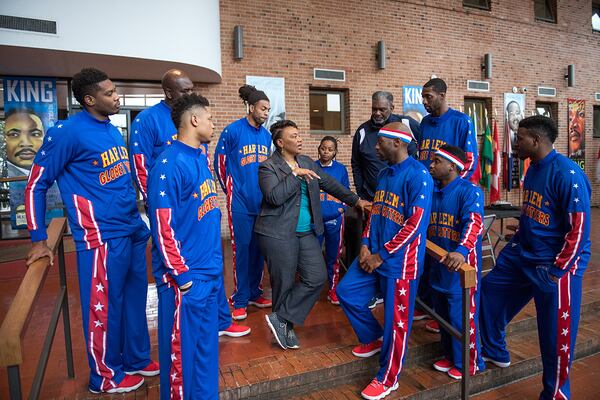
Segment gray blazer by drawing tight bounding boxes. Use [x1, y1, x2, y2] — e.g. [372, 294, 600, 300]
[254, 150, 359, 240]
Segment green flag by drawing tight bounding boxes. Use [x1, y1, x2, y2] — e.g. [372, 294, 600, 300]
[479, 121, 493, 190]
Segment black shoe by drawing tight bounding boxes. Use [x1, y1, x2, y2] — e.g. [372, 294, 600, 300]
[286, 328, 300, 349]
[265, 313, 288, 349]
[368, 296, 384, 309]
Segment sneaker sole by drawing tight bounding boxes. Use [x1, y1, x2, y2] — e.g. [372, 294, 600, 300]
[248, 301, 272, 308]
[90, 378, 145, 394]
[125, 369, 159, 377]
[482, 356, 510, 368]
[219, 328, 251, 337]
[425, 326, 440, 333]
[361, 382, 399, 400]
[432, 363, 452, 373]
[232, 313, 247, 320]
[352, 347, 382, 358]
[265, 315, 287, 350]
[327, 296, 340, 305]
[413, 314, 430, 321]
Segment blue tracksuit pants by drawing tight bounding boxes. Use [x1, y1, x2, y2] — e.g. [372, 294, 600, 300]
[77, 228, 151, 392]
[481, 242, 583, 400]
[431, 288, 485, 374]
[158, 276, 231, 400]
[337, 260, 418, 387]
[317, 215, 344, 291]
[169, 277, 220, 399]
[229, 211, 264, 308]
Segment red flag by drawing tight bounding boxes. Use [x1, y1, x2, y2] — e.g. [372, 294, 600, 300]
[469, 110, 481, 185]
[490, 120, 501, 203]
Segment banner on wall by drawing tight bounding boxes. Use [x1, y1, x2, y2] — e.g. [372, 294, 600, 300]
[2, 77, 63, 229]
[245, 76, 285, 131]
[503, 93, 525, 189]
[402, 86, 428, 123]
[567, 98, 585, 170]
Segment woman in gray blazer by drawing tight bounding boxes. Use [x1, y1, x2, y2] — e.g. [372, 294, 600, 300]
[256, 119, 369, 350]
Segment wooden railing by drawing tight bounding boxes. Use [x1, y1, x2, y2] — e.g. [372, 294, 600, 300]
[0, 218, 74, 400]
[423, 240, 476, 400]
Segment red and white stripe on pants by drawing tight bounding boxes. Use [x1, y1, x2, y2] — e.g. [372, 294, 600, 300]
[553, 273, 572, 400]
[330, 218, 345, 292]
[88, 244, 116, 391]
[170, 282, 185, 399]
[382, 278, 411, 387]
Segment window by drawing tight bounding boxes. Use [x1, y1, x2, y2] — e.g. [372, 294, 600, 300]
[464, 98, 491, 136]
[535, 102, 558, 124]
[594, 106, 600, 138]
[593, 2, 600, 31]
[309, 89, 347, 135]
[463, 0, 490, 11]
[535, 0, 556, 23]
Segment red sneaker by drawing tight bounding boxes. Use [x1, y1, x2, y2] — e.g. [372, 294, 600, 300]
[413, 309, 429, 320]
[447, 367, 462, 380]
[327, 290, 340, 305]
[125, 360, 159, 377]
[352, 339, 382, 358]
[90, 375, 144, 394]
[219, 323, 251, 337]
[360, 378, 399, 400]
[425, 320, 440, 333]
[248, 296, 272, 308]
[232, 307, 247, 320]
[432, 358, 453, 372]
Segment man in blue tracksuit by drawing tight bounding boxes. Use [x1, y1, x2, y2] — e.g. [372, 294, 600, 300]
[417, 78, 479, 328]
[25, 68, 156, 394]
[316, 136, 350, 304]
[338, 122, 432, 400]
[214, 84, 273, 320]
[148, 94, 222, 400]
[427, 145, 486, 380]
[481, 116, 591, 400]
[129, 69, 249, 400]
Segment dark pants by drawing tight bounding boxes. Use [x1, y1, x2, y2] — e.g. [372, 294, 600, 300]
[258, 231, 327, 325]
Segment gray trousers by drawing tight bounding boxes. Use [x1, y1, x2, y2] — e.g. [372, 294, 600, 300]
[258, 231, 327, 325]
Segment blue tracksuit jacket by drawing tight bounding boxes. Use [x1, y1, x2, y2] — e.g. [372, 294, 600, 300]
[362, 156, 433, 279]
[418, 108, 478, 180]
[316, 159, 350, 221]
[25, 110, 145, 250]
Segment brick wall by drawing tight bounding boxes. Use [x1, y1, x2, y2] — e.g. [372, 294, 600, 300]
[197, 0, 600, 235]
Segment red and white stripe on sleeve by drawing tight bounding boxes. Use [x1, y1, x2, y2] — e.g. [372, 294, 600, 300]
[459, 212, 483, 252]
[384, 206, 425, 254]
[132, 153, 148, 198]
[555, 212, 585, 271]
[461, 152, 475, 179]
[25, 163, 45, 231]
[155, 208, 189, 276]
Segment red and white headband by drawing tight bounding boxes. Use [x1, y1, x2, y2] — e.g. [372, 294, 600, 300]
[377, 128, 414, 144]
[435, 148, 465, 171]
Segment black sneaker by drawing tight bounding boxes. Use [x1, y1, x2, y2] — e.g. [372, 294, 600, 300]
[286, 328, 300, 349]
[368, 296, 384, 309]
[265, 313, 288, 349]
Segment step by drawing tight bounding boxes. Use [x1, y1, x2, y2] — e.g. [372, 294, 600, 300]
[289, 315, 600, 400]
[219, 305, 600, 400]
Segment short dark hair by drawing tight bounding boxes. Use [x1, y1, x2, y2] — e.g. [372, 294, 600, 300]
[239, 84, 269, 106]
[171, 93, 210, 129]
[72, 68, 109, 105]
[439, 144, 467, 165]
[423, 78, 447, 94]
[519, 115, 558, 143]
[372, 91, 394, 104]
[270, 119, 297, 150]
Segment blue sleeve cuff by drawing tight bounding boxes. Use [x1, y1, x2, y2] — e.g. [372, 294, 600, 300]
[455, 245, 470, 259]
[30, 229, 48, 243]
[379, 248, 392, 261]
[173, 271, 192, 287]
[549, 266, 569, 279]
[361, 237, 369, 247]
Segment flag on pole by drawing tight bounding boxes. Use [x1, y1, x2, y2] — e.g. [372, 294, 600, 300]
[502, 118, 513, 191]
[490, 119, 501, 203]
[479, 112, 493, 191]
[469, 108, 481, 185]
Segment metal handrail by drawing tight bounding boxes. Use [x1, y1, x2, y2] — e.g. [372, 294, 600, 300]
[423, 240, 476, 400]
[0, 218, 74, 400]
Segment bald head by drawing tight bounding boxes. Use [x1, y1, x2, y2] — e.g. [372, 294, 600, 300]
[162, 69, 194, 106]
[383, 121, 411, 134]
[375, 122, 412, 164]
